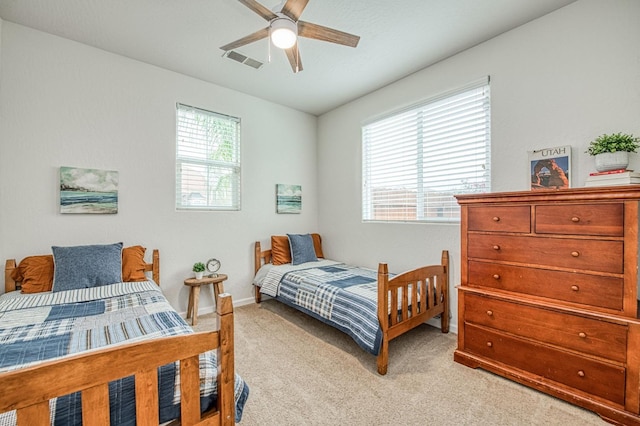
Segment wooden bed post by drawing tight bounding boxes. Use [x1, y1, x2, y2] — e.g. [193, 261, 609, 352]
[152, 249, 160, 286]
[216, 294, 235, 425]
[254, 242, 262, 304]
[441, 250, 450, 333]
[377, 263, 390, 375]
[5, 259, 17, 293]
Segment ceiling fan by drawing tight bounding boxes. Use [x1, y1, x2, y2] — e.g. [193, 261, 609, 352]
[220, 0, 360, 73]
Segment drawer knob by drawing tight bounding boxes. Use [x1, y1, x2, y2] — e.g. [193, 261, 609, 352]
[571, 285, 579, 292]
[492, 274, 500, 280]
[486, 310, 493, 316]
[492, 216, 500, 222]
[486, 341, 493, 348]
[493, 245, 500, 251]
[577, 370, 585, 378]
[571, 216, 580, 223]
[579, 332, 587, 339]
[571, 251, 580, 257]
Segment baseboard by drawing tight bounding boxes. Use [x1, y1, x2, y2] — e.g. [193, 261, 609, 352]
[426, 317, 458, 335]
[179, 296, 256, 318]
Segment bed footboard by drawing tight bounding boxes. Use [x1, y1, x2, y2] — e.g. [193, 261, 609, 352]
[0, 294, 236, 426]
[376, 250, 450, 375]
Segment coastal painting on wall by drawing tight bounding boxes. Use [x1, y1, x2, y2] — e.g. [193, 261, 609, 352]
[276, 184, 302, 214]
[529, 145, 571, 191]
[60, 166, 119, 214]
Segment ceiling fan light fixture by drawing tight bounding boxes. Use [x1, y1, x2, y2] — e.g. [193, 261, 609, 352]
[270, 17, 297, 49]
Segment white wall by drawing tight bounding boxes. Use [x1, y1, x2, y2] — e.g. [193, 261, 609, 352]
[0, 22, 319, 313]
[2, 0, 639, 331]
[317, 0, 640, 333]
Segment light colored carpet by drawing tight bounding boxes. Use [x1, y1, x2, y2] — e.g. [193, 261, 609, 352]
[193, 300, 605, 425]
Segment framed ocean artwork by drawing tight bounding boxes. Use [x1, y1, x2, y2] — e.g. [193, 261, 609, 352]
[60, 166, 119, 214]
[276, 184, 301, 214]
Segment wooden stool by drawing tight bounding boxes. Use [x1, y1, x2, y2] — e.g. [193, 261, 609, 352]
[184, 274, 228, 326]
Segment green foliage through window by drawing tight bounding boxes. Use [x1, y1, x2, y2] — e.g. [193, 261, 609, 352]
[176, 104, 241, 210]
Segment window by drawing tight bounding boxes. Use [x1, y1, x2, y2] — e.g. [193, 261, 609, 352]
[362, 78, 491, 223]
[176, 104, 241, 210]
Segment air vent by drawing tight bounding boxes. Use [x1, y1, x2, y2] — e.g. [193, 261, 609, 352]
[224, 51, 263, 69]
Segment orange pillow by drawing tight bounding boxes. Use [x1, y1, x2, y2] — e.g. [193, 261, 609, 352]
[271, 236, 291, 265]
[122, 245, 148, 282]
[271, 234, 324, 265]
[11, 255, 54, 294]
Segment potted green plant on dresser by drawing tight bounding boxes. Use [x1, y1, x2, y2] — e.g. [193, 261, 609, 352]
[586, 132, 640, 172]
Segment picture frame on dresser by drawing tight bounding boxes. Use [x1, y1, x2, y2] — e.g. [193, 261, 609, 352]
[529, 145, 571, 191]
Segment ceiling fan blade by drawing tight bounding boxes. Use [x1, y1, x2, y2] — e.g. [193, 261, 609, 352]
[284, 43, 303, 73]
[281, 0, 309, 21]
[237, 0, 278, 21]
[220, 27, 269, 51]
[298, 21, 360, 48]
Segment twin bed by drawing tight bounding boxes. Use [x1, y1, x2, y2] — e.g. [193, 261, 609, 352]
[0, 244, 248, 425]
[253, 234, 450, 375]
[0, 234, 448, 425]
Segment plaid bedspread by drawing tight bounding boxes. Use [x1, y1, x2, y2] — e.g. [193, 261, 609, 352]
[260, 263, 383, 355]
[0, 281, 249, 425]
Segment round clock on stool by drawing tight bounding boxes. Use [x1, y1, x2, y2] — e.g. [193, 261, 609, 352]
[206, 258, 221, 277]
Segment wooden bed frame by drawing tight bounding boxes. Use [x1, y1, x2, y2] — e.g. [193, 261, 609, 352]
[253, 241, 450, 375]
[1, 250, 237, 425]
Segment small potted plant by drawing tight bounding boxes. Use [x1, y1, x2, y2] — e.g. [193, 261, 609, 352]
[192, 262, 205, 280]
[586, 132, 640, 172]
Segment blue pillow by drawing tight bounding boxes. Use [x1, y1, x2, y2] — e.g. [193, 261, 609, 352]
[288, 234, 318, 265]
[52, 242, 123, 292]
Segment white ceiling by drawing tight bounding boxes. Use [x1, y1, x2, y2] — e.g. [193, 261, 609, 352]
[0, 0, 577, 115]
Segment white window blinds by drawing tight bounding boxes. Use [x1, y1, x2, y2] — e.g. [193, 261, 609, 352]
[362, 78, 491, 223]
[176, 104, 241, 210]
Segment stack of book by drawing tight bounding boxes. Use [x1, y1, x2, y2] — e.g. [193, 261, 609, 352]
[585, 169, 640, 187]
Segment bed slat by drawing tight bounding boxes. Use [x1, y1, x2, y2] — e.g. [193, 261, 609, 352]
[82, 383, 110, 424]
[401, 285, 409, 321]
[135, 369, 159, 425]
[428, 276, 435, 308]
[17, 401, 49, 425]
[180, 355, 202, 425]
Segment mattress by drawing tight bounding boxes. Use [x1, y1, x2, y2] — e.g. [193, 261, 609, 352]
[254, 260, 384, 355]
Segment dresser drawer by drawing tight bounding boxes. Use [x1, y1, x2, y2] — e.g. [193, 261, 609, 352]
[464, 323, 626, 405]
[468, 234, 623, 274]
[535, 204, 624, 236]
[463, 292, 627, 362]
[468, 206, 530, 233]
[468, 261, 624, 311]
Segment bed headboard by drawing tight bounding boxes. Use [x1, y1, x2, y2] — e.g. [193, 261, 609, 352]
[254, 241, 272, 275]
[4, 249, 160, 293]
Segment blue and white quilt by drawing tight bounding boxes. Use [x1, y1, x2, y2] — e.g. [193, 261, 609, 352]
[257, 260, 384, 355]
[0, 281, 249, 425]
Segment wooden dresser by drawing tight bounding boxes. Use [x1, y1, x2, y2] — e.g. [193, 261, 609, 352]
[455, 186, 640, 425]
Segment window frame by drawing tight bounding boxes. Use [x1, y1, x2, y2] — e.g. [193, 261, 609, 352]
[361, 77, 491, 224]
[175, 103, 241, 211]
